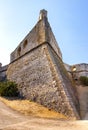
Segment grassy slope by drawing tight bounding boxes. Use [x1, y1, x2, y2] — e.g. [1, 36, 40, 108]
[0, 97, 67, 119]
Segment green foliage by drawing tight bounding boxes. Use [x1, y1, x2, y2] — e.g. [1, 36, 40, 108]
[79, 76, 88, 86]
[0, 81, 19, 97]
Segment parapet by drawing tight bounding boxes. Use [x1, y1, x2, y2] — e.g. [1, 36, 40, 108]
[0, 65, 8, 81]
[0, 65, 8, 72]
[10, 9, 62, 63]
[71, 63, 88, 78]
[64, 63, 88, 80]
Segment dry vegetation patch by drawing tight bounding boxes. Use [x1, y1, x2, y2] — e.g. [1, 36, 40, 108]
[0, 97, 67, 119]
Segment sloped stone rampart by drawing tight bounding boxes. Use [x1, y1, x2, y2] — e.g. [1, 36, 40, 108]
[7, 43, 79, 119]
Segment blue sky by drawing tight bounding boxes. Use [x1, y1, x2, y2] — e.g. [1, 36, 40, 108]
[0, 0, 88, 65]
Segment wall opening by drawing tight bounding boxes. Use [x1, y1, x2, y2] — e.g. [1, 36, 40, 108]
[17, 46, 21, 56]
[23, 40, 28, 48]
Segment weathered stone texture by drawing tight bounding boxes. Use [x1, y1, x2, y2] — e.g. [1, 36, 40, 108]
[7, 44, 53, 94]
[47, 44, 79, 118]
[10, 20, 46, 62]
[64, 63, 88, 80]
[76, 85, 88, 119]
[7, 43, 79, 119]
[10, 10, 62, 63]
[1, 9, 88, 120]
[72, 64, 88, 78]
[6, 9, 80, 119]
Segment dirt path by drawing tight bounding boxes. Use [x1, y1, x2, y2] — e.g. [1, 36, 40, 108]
[0, 100, 88, 130]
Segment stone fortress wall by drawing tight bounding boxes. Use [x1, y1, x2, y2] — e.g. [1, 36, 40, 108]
[0, 63, 8, 81]
[6, 10, 80, 119]
[64, 63, 88, 119]
[11, 10, 62, 63]
[0, 9, 88, 119]
[64, 63, 88, 79]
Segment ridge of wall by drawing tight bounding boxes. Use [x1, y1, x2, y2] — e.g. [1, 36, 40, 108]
[10, 13, 62, 63]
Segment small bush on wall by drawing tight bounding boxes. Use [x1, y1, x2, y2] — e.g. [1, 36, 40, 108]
[79, 76, 88, 86]
[0, 81, 19, 97]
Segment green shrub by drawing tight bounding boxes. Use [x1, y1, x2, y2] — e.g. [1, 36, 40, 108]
[79, 76, 88, 86]
[0, 81, 19, 97]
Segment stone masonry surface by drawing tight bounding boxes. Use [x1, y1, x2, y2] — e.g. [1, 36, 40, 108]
[1, 9, 88, 119]
[6, 9, 80, 119]
[7, 43, 79, 119]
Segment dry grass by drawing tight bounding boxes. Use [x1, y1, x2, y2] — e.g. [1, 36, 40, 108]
[0, 97, 67, 119]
